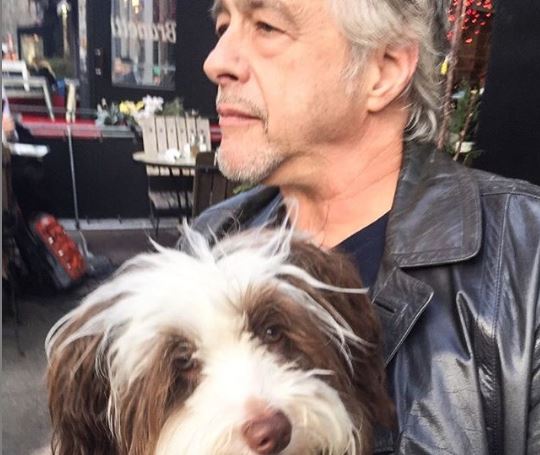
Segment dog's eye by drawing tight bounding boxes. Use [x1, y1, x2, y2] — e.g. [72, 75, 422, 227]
[263, 325, 283, 344]
[176, 353, 195, 371]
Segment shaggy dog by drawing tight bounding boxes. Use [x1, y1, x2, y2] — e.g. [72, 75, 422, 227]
[46, 226, 393, 455]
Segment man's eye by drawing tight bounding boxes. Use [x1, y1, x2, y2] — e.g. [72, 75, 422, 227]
[255, 21, 279, 34]
[216, 23, 228, 38]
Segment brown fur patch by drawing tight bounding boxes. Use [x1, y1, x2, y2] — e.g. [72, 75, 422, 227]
[47, 301, 200, 455]
[244, 239, 394, 453]
[112, 335, 200, 454]
[48, 300, 117, 455]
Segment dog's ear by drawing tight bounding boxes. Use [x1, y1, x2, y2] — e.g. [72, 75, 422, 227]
[47, 302, 117, 455]
[47, 298, 198, 455]
[288, 240, 395, 445]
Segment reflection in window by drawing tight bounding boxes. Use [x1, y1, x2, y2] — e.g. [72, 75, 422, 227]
[20, 34, 44, 65]
[111, 0, 176, 89]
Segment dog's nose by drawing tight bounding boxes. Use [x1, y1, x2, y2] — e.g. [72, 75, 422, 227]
[241, 409, 292, 454]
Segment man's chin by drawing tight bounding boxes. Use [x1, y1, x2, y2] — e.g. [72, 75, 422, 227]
[216, 144, 281, 185]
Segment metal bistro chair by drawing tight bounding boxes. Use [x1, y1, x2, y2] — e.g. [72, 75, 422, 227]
[147, 166, 193, 237]
[2, 60, 55, 120]
[192, 152, 236, 217]
[139, 115, 195, 237]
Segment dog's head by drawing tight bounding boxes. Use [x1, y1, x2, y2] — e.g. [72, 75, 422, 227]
[46, 227, 393, 455]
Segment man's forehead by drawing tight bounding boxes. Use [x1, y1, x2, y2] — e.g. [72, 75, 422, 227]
[211, 0, 301, 20]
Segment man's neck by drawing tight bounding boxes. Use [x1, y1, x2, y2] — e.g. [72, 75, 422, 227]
[279, 122, 404, 249]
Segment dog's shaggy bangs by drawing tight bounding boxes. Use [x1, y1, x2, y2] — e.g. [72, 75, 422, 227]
[46, 224, 370, 395]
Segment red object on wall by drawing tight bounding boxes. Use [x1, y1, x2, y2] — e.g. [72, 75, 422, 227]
[32, 214, 86, 283]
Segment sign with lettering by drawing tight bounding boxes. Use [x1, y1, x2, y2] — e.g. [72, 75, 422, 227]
[111, 17, 176, 44]
[110, 0, 176, 89]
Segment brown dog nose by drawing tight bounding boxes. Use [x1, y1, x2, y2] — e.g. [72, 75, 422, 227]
[241, 409, 292, 454]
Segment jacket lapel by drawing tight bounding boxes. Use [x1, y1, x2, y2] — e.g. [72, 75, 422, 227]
[385, 143, 482, 268]
[371, 262, 434, 365]
[372, 143, 482, 365]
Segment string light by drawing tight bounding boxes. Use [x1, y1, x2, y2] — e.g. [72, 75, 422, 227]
[448, 0, 494, 44]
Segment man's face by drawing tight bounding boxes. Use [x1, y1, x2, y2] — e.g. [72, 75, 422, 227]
[204, 0, 368, 184]
[113, 58, 124, 76]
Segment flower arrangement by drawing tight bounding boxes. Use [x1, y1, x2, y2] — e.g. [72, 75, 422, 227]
[134, 96, 165, 119]
[118, 100, 145, 118]
[95, 97, 185, 132]
[95, 98, 140, 129]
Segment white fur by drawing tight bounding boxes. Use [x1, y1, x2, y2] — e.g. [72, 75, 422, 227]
[156, 334, 356, 455]
[46, 226, 368, 454]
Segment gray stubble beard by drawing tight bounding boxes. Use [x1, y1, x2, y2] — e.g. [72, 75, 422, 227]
[216, 93, 286, 184]
[216, 140, 285, 185]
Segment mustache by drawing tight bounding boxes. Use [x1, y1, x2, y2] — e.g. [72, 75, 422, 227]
[216, 92, 268, 121]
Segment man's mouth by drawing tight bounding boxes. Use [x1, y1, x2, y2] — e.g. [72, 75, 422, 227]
[217, 105, 261, 127]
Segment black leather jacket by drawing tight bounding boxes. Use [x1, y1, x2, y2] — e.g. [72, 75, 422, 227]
[190, 143, 540, 454]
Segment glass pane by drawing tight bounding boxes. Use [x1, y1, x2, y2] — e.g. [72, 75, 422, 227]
[111, 0, 176, 89]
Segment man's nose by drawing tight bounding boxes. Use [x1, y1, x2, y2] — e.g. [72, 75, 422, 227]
[203, 29, 249, 86]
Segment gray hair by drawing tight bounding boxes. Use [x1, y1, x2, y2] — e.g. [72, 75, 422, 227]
[329, 0, 449, 143]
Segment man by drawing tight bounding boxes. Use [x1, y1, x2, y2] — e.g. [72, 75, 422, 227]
[193, 0, 540, 452]
[113, 57, 137, 85]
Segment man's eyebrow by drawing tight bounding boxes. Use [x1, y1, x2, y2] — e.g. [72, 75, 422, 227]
[210, 0, 225, 21]
[210, 0, 297, 24]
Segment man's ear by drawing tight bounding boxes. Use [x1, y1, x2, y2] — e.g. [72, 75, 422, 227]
[365, 43, 419, 113]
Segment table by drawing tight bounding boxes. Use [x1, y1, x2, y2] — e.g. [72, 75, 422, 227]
[132, 152, 196, 236]
[132, 151, 196, 168]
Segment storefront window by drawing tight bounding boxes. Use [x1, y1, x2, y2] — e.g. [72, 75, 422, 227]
[111, 0, 176, 89]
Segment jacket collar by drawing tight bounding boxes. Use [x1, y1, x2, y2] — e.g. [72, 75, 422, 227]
[372, 142, 482, 365]
[384, 141, 482, 268]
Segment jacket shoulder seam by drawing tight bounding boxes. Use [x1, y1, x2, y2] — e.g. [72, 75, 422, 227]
[480, 189, 540, 200]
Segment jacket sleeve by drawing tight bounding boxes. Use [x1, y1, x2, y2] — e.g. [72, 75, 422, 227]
[528, 307, 540, 452]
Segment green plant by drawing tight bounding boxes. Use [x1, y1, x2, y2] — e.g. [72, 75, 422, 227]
[47, 57, 75, 79]
[159, 97, 185, 117]
[446, 80, 483, 166]
[95, 97, 188, 137]
[95, 99, 139, 131]
[232, 182, 256, 194]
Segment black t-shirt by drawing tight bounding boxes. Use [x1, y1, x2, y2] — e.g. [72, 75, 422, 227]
[335, 213, 389, 289]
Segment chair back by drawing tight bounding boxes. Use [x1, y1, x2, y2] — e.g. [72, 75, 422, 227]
[2, 60, 30, 90]
[192, 152, 235, 217]
[2, 60, 55, 119]
[138, 114, 212, 157]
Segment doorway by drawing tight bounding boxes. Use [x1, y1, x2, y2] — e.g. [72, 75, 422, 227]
[86, 0, 217, 115]
[87, 0, 177, 106]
